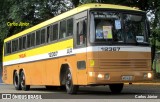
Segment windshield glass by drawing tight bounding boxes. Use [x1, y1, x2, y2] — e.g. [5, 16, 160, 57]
[90, 11, 149, 45]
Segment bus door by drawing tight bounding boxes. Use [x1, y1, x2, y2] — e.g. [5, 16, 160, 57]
[74, 11, 88, 85]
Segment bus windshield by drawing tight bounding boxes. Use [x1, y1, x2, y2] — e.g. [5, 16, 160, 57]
[90, 11, 149, 45]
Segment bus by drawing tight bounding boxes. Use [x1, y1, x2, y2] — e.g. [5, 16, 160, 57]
[2, 3, 153, 94]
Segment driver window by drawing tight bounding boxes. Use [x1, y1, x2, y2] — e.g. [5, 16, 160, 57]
[77, 19, 87, 46]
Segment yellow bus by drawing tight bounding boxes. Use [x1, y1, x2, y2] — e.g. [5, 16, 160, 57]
[2, 3, 153, 94]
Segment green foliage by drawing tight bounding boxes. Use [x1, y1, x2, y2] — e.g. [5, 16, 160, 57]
[149, 0, 160, 51]
[0, 0, 73, 41]
[0, 0, 72, 61]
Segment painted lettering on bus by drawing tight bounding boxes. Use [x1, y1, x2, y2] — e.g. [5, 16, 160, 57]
[19, 53, 26, 58]
[101, 47, 120, 51]
[48, 51, 58, 57]
[67, 48, 72, 54]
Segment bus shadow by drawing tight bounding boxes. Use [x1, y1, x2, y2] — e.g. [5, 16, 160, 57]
[28, 86, 143, 96]
[29, 87, 66, 93]
[28, 88, 142, 99]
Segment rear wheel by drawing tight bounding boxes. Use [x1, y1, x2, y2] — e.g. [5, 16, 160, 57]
[109, 83, 124, 94]
[20, 71, 30, 91]
[65, 69, 79, 94]
[13, 71, 21, 90]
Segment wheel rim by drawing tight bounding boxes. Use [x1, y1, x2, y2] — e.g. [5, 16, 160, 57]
[66, 71, 72, 90]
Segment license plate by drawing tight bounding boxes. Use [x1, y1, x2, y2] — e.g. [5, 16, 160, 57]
[122, 76, 133, 81]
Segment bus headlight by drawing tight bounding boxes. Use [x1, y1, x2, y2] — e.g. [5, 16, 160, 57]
[97, 74, 103, 79]
[147, 73, 152, 78]
[89, 72, 94, 77]
[144, 73, 152, 79]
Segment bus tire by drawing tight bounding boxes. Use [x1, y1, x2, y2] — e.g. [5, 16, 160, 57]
[65, 69, 79, 94]
[109, 83, 124, 94]
[20, 71, 30, 91]
[13, 71, 21, 90]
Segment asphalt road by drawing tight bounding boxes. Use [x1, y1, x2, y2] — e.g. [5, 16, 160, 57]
[0, 84, 160, 99]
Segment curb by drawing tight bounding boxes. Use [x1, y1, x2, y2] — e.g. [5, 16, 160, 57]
[125, 83, 160, 85]
[133, 83, 160, 85]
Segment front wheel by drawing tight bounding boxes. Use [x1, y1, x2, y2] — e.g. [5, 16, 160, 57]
[109, 83, 124, 94]
[20, 71, 30, 91]
[65, 69, 79, 94]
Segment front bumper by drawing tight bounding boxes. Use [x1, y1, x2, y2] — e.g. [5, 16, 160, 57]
[87, 71, 153, 85]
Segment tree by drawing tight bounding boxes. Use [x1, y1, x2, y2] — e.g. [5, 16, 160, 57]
[0, 0, 72, 61]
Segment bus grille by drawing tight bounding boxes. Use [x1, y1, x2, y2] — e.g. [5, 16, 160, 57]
[99, 59, 148, 69]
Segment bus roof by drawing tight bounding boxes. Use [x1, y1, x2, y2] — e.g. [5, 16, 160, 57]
[4, 3, 142, 42]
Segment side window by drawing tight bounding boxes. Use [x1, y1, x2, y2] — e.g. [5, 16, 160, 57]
[50, 24, 58, 41]
[27, 33, 35, 48]
[47, 26, 51, 42]
[12, 39, 18, 52]
[36, 28, 46, 45]
[41, 28, 46, 44]
[22, 36, 26, 49]
[77, 19, 87, 45]
[19, 37, 23, 50]
[67, 18, 73, 36]
[5, 41, 11, 54]
[27, 34, 31, 48]
[59, 20, 66, 39]
[36, 30, 40, 45]
[31, 33, 35, 47]
[12, 40, 15, 52]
